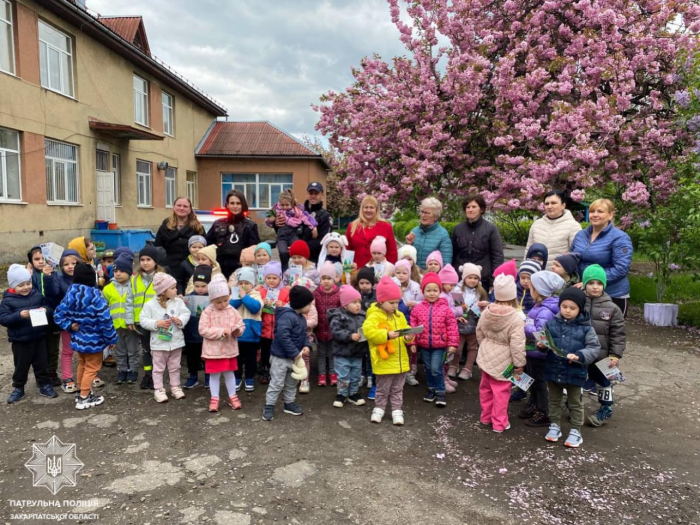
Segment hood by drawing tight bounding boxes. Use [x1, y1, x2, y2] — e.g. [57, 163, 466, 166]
[526, 243, 549, 269]
[59, 249, 82, 267]
[553, 311, 592, 326]
[432, 297, 450, 309]
[67, 237, 89, 263]
[540, 296, 560, 316]
[587, 292, 613, 306]
[274, 305, 297, 323]
[27, 245, 42, 265]
[481, 303, 520, 330]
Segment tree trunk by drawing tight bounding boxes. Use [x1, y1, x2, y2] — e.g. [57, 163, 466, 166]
[644, 303, 678, 327]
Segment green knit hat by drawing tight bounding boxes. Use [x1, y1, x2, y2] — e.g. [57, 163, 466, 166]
[583, 264, 607, 289]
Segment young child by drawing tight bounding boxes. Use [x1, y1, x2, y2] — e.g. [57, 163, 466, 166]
[451, 263, 489, 380]
[476, 274, 526, 433]
[0, 265, 58, 403]
[53, 263, 117, 410]
[230, 267, 264, 392]
[520, 271, 565, 427]
[355, 266, 377, 396]
[313, 262, 342, 386]
[179, 235, 206, 294]
[425, 251, 443, 274]
[328, 285, 368, 408]
[103, 252, 140, 384]
[397, 244, 422, 283]
[543, 287, 601, 448]
[526, 243, 549, 269]
[139, 273, 191, 403]
[363, 276, 416, 425]
[262, 286, 314, 421]
[366, 236, 395, 279]
[294, 276, 318, 394]
[318, 232, 351, 279]
[266, 190, 318, 271]
[394, 260, 423, 386]
[552, 253, 581, 288]
[185, 245, 222, 294]
[410, 273, 459, 407]
[183, 265, 212, 389]
[55, 248, 81, 393]
[283, 240, 320, 287]
[198, 277, 246, 412]
[101, 249, 115, 281]
[517, 260, 541, 315]
[253, 242, 273, 284]
[582, 264, 625, 427]
[67, 236, 103, 287]
[259, 261, 289, 385]
[435, 264, 462, 392]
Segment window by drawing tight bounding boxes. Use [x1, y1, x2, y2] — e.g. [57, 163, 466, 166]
[221, 173, 293, 209]
[0, 0, 15, 75]
[0, 127, 20, 201]
[136, 160, 151, 206]
[186, 171, 197, 208]
[162, 91, 174, 136]
[165, 166, 176, 207]
[112, 153, 121, 205]
[133, 75, 149, 126]
[39, 20, 74, 97]
[45, 139, 79, 204]
[95, 149, 109, 171]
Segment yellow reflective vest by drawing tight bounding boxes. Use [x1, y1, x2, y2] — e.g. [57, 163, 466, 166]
[131, 274, 155, 324]
[103, 280, 129, 329]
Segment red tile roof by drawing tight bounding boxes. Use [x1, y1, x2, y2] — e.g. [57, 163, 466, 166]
[98, 16, 150, 56]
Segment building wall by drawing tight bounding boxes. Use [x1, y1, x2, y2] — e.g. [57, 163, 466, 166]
[0, 0, 217, 262]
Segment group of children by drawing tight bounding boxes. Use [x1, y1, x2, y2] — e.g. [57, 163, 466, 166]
[1, 232, 625, 447]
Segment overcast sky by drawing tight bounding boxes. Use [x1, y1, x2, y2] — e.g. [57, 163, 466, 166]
[88, 0, 406, 140]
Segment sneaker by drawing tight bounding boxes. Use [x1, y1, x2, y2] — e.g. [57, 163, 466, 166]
[244, 378, 255, 392]
[92, 377, 105, 388]
[262, 404, 274, 421]
[525, 411, 551, 427]
[359, 375, 366, 387]
[585, 387, 598, 397]
[127, 371, 138, 384]
[367, 386, 376, 400]
[347, 393, 366, 406]
[140, 373, 153, 390]
[423, 390, 437, 403]
[171, 387, 186, 400]
[545, 423, 562, 442]
[183, 375, 199, 389]
[39, 384, 58, 399]
[518, 404, 537, 419]
[317, 374, 327, 387]
[76, 392, 104, 410]
[370, 407, 385, 423]
[299, 380, 310, 394]
[283, 402, 303, 416]
[50, 373, 62, 387]
[333, 395, 347, 408]
[62, 379, 77, 393]
[435, 394, 447, 407]
[366, 375, 373, 389]
[260, 374, 270, 385]
[235, 377, 242, 392]
[445, 381, 456, 394]
[329, 373, 338, 386]
[564, 429, 583, 448]
[458, 368, 472, 380]
[445, 376, 458, 388]
[7, 388, 25, 404]
[493, 423, 511, 433]
[392, 410, 405, 426]
[227, 395, 242, 410]
[115, 371, 127, 384]
[204, 374, 210, 389]
[509, 389, 527, 403]
[405, 373, 419, 386]
[154, 388, 168, 403]
[209, 397, 220, 412]
[588, 406, 613, 427]
[103, 355, 117, 367]
[447, 366, 458, 379]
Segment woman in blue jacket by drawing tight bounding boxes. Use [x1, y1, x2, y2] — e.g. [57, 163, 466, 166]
[404, 197, 453, 270]
[570, 199, 633, 316]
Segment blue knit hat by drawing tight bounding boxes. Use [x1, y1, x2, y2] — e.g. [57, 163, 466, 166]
[113, 253, 134, 274]
[255, 242, 272, 258]
[530, 271, 565, 298]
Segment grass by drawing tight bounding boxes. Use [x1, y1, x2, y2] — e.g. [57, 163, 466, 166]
[629, 274, 700, 328]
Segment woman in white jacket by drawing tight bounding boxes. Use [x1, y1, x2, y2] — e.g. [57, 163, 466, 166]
[525, 190, 582, 269]
[139, 273, 191, 403]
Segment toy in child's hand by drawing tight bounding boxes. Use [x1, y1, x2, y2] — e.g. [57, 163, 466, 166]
[291, 356, 308, 381]
[377, 323, 397, 359]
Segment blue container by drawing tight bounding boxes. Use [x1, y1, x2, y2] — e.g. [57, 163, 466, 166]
[95, 220, 109, 230]
[90, 229, 155, 252]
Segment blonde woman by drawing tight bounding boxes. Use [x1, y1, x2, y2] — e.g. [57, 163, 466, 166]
[345, 196, 398, 267]
[155, 196, 205, 284]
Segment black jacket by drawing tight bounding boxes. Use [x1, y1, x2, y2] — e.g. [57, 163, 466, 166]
[328, 307, 368, 359]
[360, 290, 376, 314]
[154, 219, 204, 282]
[178, 257, 195, 295]
[585, 293, 625, 359]
[0, 289, 53, 342]
[451, 217, 504, 289]
[302, 200, 332, 263]
[206, 214, 260, 274]
[271, 307, 311, 359]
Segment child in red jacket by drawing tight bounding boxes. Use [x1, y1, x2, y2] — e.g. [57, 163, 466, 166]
[313, 261, 342, 386]
[410, 273, 459, 407]
[259, 261, 290, 385]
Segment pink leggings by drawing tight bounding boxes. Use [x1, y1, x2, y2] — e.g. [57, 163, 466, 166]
[60, 331, 74, 381]
[152, 349, 183, 390]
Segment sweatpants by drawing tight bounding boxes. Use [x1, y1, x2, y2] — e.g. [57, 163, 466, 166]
[265, 355, 298, 405]
[317, 340, 334, 376]
[60, 331, 74, 381]
[115, 328, 140, 372]
[335, 356, 362, 397]
[47, 330, 60, 376]
[185, 342, 203, 376]
[77, 352, 102, 398]
[611, 297, 628, 318]
[455, 333, 478, 372]
[276, 225, 300, 272]
[235, 341, 259, 381]
[548, 382, 584, 430]
[525, 357, 548, 414]
[152, 349, 183, 390]
[374, 373, 406, 411]
[12, 338, 49, 389]
[137, 324, 152, 374]
[479, 372, 512, 431]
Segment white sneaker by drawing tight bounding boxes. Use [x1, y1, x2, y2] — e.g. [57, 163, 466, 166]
[359, 376, 366, 387]
[392, 410, 405, 426]
[171, 387, 185, 400]
[370, 407, 384, 423]
[366, 376, 373, 389]
[154, 388, 168, 403]
[492, 423, 511, 433]
[298, 380, 310, 394]
[405, 373, 419, 386]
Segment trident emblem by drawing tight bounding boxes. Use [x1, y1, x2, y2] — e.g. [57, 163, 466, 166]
[47, 455, 62, 477]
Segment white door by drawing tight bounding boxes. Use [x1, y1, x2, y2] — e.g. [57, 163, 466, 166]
[96, 170, 116, 223]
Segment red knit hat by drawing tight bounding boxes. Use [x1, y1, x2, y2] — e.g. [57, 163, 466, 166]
[492, 259, 517, 280]
[420, 272, 442, 293]
[376, 275, 401, 303]
[289, 240, 310, 259]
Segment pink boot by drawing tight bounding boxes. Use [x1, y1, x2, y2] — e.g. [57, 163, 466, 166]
[445, 381, 456, 394]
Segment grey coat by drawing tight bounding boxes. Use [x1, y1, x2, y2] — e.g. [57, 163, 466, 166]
[585, 293, 625, 359]
[328, 307, 368, 359]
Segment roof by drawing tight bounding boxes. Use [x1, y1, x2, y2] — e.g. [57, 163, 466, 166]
[195, 122, 330, 168]
[98, 16, 151, 56]
[88, 118, 164, 140]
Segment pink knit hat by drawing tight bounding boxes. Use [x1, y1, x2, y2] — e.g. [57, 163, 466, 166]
[394, 259, 412, 274]
[339, 285, 361, 307]
[438, 264, 459, 285]
[153, 272, 177, 295]
[459, 263, 482, 280]
[370, 235, 387, 255]
[208, 279, 230, 301]
[320, 261, 338, 279]
[426, 251, 443, 269]
[420, 272, 442, 293]
[493, 274, 517, 302]
[376, 275, 401, 303]
[492, 259, 517, 280]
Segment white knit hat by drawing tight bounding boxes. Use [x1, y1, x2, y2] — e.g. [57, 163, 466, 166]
[493, 274, 517, 302]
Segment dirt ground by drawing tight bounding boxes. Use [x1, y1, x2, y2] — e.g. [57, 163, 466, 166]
[0, 307, 698, 525]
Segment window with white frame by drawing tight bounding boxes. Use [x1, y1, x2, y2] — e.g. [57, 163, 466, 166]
[162, 91, 174, 136]
[165, 166, 176, 207]
[136, 159, 152, 206]
[186, 171, 197, 208]
[221, 173, 293, 209]
[45, 139, 79, 204]
[112, 153, 121, 205]
[0, 0, 15, 75]
[0, 127, 20, 201]
[39, 20, 74, 97]
[95, 149, 109, 171]
[133, 75, 149, 126]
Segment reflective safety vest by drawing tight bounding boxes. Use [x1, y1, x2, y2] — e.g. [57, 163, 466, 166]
[131, 274, 155, 324]
[103, 282, 128, 329]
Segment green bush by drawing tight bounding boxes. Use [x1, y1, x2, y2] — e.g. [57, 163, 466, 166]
[678, 303, 700, 328]
[494, 218, 534, 246]
[629, 274, 700, 328]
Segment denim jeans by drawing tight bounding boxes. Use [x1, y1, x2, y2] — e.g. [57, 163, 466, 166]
[334, 356, 362, 397]
[419, 347, 446, 394]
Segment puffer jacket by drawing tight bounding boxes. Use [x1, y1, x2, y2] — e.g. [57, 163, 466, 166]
[138, 296, 191, 351]
[410, 298, 459, 350]
[362, 303, 411, 375]
[230, 290, 263, 342]
[544, 312, 602, 386]
[198, 304, 245, 359]
[360, 290, 376, 313]
[271, 306, 311, 360]
[183, 292, 208, 344]
[410, 221, 453, 270]
[305, 302, 318, 343]
[476, 304, 526, 381]
[451, 217, 504, 290]
[53, 284, 118, 353]
[570, 222, 633, 298]
[313, 285, 341, 342]
[524, 296, 559, 359]
[585, 293, 625, 358]
[0, 289, 53, 342]
[526, 210, 581, 270]
[260, 286, 290, 340]
[328, 307, 368, 358]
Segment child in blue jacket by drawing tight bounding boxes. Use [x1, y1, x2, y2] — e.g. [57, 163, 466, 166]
[230, 267, 263, 392]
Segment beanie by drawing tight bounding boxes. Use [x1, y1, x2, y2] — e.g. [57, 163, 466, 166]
[397, 244, 417, 265]
[492, 259, 517, 280]
[426, 251, 443, 269]
[582, 264, 607, 289]
[438, 264, 459, 285]
[518, 260, 542, 276]
[339, 285, 361, 307]
[193, 264, 212, 284]
[114, 253, 134, 274]
[208, 279, 230, 301]
[459, 263, 482, 280]
[153, 272, 177, 295]
[530, 271, 565, 298]
[236, 267, 257, 285]
[559, 287, 587, 313]
[420, 272, 442, 293]
[139, 244, 160, 265]
[555, 253, 581, 278]
[188, 235, 207, 248]
[294, 276, 317, 292]
[394, 260, 412, 276]
[198, 245, 218, 265]
[240, 245, 256, 266]
[370, 235, 387, 255]
[320, 261, 338, 279]
[73, 263, 96, 287]
[255, 242, 273, 259]
[376, 275, 402, 303]
[263, 261, 283, 278]
[493, 274, 517, 302]
[113, 246, 134, 260]
[289, 285, 314, 310]
[289, 240, 310, 259]
[356, 266, 375, 285]
[8, 264, 31, 289]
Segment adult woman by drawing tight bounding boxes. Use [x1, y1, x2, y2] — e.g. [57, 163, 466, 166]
[154, 197, 204, 285]
[451, 194, 504, 290]
[404, 197, 453, 270]
[206, 190, 260, 279]
[345, 196, 398, 268]
[525, 190, 581, 269]
[570, 199, 633, 315]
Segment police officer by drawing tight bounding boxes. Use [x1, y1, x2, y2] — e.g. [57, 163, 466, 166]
[302, 182, 332, 263]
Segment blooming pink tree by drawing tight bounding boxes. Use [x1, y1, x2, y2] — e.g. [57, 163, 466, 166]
[315, 0, 700, 212]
